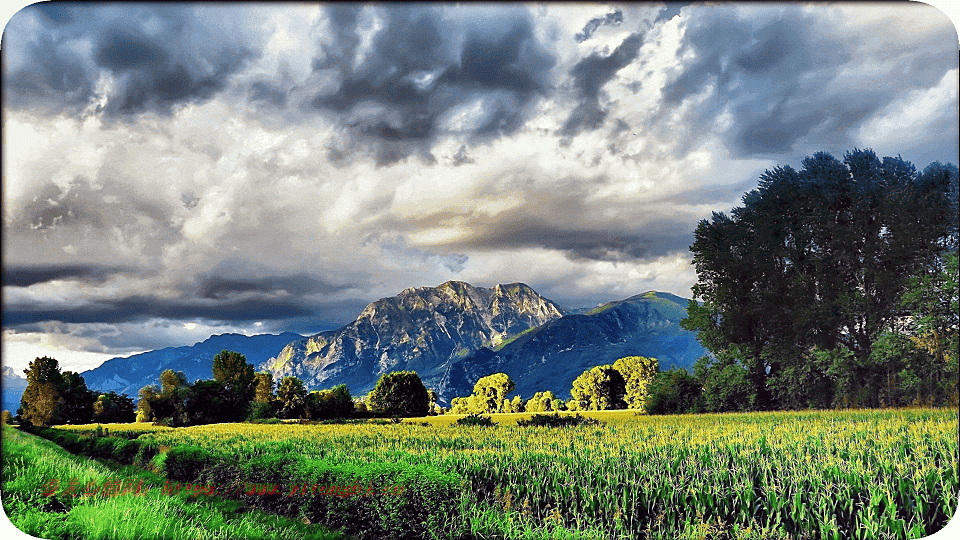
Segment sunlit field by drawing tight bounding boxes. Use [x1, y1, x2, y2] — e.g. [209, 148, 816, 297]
[45, 408, 959, 539]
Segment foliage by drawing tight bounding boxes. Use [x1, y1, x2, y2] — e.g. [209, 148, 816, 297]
[570, 365, 626, 410]
[306, 384, 354, 420]
[275, 376, 308, 419]
[611, 356, 659, 410]
[92, 391, 136, 423]
[454, 413, 497, 427]
[367, 371, 430, 418]
[2, 426, 345, 540]
[525, 391, 564, 413]
[516, 413, 602, 427]
[645, 368, 702, 415]
[59, 371, 94, 424]
[18, 357, 67, 427]
[253, 371, 274, 404]
[474, 373, 516, 413]
[212, 350, 257, 422]
[683, 149, 958, 410]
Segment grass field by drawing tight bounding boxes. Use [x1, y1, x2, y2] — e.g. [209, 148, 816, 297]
[0, 424, 345, 540]
[36, 408, 959, 539]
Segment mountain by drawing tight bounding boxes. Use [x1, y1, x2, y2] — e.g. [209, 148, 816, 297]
[438, 291, 706, 401]
[259, 281, 565, 401]
[2, 366, 29, 413]
[80, 332, 304, 397]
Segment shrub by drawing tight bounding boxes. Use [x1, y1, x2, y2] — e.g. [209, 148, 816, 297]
[454, 413, 497, 427]
[164, 445, 216, 482]
[517, 413, 603, 427]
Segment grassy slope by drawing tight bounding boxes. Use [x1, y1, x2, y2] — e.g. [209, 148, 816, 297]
[1, 424, 346, 540]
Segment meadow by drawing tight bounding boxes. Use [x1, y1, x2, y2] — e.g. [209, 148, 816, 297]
[16, 408, 960, 539]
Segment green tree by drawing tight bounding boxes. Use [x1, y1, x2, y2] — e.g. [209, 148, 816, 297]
[212, 350, 256, 422]
[471, 373, 516, 414]
[684, 149, 957, 409]
[612, 356, 659, 410]
[306, 384, 354, 420]
[92, 391, 136, 423]
[900, 249, 959, 405]
[253, 372, 274, 404]
[19, 357, 67, 427]
[645, 368, 702, 415]
[570, 365, 627, 411]
[276, 377, 308, 419]
[60, 371, 94, 424]
[367, 371, 430, 417]
[525, 391, 559, 413]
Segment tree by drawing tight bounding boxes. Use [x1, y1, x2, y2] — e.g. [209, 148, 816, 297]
[900, 249, 959, 405]
[19, 357, 68, 427]
[612, 356, 659, 410]
[139, 370, 192, 426]
[253, 372, 274, 404]
[276, 377, 308, 419]
[645, 368, 702, 415]
[92, 392, 136, 423]
[472, 373, 515, 413]
[367, 371, 430, 417]
[60, 371, 94, 424]
[526, 390, 560, 412]
[306, 384, 354, 420]
[683, 149, 957, 410]
[570, 365, 626, 411]
[212, 350, 256, 422]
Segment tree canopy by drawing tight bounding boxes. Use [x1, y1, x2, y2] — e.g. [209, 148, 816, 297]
[367, 371, 430, 417]
[682, 149, 958, 410]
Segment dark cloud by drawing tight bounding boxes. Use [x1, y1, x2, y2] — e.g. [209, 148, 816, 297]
[5, 4, 255, 116]
[660, 7, 958, 158]
[575, 10, 623, 42]
[3, 295, 315, 327]
[308, 4, 555, 164]
[561, 32, 644, 138]
[197, 274, 352, 300]
[2, 265, 134, 288]
[447, 216, 693, 262]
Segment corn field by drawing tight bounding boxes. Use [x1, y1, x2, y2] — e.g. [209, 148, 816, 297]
[57, 408, 958, 539]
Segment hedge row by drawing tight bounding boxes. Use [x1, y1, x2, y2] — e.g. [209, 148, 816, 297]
[29, 427, 464, 540]
[30, 427, 161, 469]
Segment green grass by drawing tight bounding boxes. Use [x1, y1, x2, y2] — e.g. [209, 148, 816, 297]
[1, 424, 346, 540]
[24, 408, 960, 539]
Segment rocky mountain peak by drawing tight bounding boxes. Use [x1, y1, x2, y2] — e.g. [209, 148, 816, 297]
[261, 281, 566, 397]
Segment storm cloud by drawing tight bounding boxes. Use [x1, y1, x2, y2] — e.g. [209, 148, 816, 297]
[2, 2, 956, 372]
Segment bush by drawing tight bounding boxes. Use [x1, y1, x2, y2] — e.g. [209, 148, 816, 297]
[164, 445, 216, 482]
[454, 413, 497, 427]
[517, 413, 603, 427]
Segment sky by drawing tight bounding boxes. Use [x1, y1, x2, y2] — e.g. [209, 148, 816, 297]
[1, 1, 958, 375]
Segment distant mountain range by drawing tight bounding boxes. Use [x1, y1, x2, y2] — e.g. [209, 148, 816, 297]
[80, 332, 304, 397]
[59, 281, 707, 406]
[2, 366, 28, 413]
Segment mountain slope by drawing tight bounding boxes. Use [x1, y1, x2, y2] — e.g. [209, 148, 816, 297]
[79, 332, 303, 397]
[440, 291, 705, 401]
[259, 281, 565, 399]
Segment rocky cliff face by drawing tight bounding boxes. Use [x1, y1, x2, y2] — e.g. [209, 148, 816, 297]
[259, 281, 565, 398]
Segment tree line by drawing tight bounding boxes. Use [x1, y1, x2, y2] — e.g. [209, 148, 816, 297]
[15, 356, 135, 427]
[676, 148, 958, 412]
